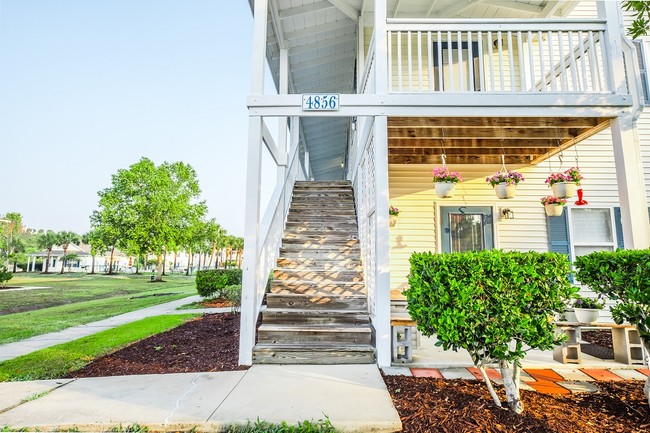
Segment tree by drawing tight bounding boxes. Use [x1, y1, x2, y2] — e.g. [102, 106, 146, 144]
[92, 157, 207, 282]
[625, 1, 650, 38]
[0, 212, 24, 270]
[56, 231, 80, 274]
[36, 230, 58, 273]
[405, 250, 576, 414]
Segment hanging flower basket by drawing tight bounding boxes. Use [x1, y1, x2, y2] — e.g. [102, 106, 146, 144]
[485, 170, 524, 200]
[432, 167, 462, 199]
[546, 167, 583, 199]
[389, 206, 399, 227]
[541, 196, 567, 216]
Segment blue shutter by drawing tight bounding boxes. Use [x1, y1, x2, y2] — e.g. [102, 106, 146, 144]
[546, 212, 571, 258]
[614, 207, 625, 250]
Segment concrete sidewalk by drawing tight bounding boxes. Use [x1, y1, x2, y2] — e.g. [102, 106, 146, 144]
[0, 365, 402, 432]
[0, 295, 230, 362]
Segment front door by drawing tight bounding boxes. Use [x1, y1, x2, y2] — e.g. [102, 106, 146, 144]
[440, 206, 494, 253]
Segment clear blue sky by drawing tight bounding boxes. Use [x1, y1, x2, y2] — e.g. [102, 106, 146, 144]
[0, 0, 275, 237]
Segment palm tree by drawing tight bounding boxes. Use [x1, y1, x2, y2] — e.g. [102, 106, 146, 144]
[36, 230, 58, 273]
[57, 231, 81, 274]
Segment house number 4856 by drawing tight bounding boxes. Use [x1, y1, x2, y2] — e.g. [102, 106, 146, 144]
[302, 94, 339, 111]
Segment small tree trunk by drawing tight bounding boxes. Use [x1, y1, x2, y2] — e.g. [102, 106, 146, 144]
[108, 246, 115, 275]
[44, 249, 51, 273]
[90, 255, 96, 274]
[173, 252, 177, 272]
[156, 254, 164, 281]
[60, 246, 68, 274]
[197, 252, 202, 271]
[208, 242, 216, 268]
[499, 360, 523, 414]
[477, 365, 502, 409]
[186, 250, 192, 276]
[12, 260, 17, 273]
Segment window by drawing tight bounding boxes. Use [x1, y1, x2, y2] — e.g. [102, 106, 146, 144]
[432, 41, 481, 92]
[568, 208, 617, 258]
[633, 39, 650, 104]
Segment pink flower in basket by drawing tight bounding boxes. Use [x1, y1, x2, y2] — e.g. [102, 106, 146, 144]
[432, 167, 462, 183]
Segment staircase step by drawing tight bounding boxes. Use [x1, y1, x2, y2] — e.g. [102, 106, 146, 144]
[253, 343, 375, 364]
[271, 280, 365, 296]
[282, 238, 359, 247]
[278, 249, 361, 260]
[262, 308, 370, 325]
[280, 241, 359, 251]
[276, 258, 362, 271]
[283, 233, 359, 241]
[266, 293, 367, 310]
[257, 324, 372, 344]
[289, 209, 356, 216]
[285, 222, 358, 231]
[274, 269, 363, 282]
[290, 203, 355, 209]
[291, 193, 354, 199]
[287, 216, 357, 224]
[294, 181, 351, 187]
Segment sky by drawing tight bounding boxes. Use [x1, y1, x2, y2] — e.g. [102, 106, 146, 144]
[0, 0, 277, 237]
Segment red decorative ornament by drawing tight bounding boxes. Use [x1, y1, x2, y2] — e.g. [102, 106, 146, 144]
[574, 188, 588, 206]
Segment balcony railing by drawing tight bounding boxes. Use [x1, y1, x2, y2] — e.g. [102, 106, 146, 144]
[386, 19, 612, 94]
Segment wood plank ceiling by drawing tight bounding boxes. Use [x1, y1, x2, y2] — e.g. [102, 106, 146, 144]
[388, 116, 612, 166]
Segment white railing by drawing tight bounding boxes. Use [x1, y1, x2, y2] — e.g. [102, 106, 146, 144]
[386, 19, 611, 94]
[250, 129, 304, 322]
[360, 31, 376, 94]
[350, 118, 377, 320]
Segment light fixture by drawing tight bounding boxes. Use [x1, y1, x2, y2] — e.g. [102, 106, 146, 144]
[501, 208, 515, 220]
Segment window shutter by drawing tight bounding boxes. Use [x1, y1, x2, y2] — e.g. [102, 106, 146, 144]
[633, 40, 650, 104]
[546, 212, 571, 259]
[614, 207, 625, 250]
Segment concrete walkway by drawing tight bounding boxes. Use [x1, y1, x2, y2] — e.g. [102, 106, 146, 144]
[0, 295, 230, 362]
[0, 365, 402, 432]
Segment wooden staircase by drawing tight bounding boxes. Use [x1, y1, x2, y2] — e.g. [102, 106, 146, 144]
[252, 181, 376, 364]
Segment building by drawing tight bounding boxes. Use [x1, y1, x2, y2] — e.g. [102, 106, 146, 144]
[239, 0, 650, 367]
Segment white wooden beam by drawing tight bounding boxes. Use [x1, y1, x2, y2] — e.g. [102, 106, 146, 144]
[279, 1, 334, 20]
[249, 0, 269, 95]
[284, 20, 356, 41]
[434, 0, 482, 18]
[482, 0, 543, 15]
[290, 52, 356, 73]
[540, 1, 563, 18]
[269, 0, 287, 50]
[392, 0, 403, 18]
[426, 0, 440, 18]
[327, 0, 359, 22]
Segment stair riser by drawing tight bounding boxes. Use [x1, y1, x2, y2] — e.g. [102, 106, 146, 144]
[257, 330, 372, 344]
[271, 281, 365, 291]
[280, 243, 359, 251]
[274, 271, 363, 282]
[289, 211, 357, 217]
[290, 203, 355, 209]
[291, 195, 354, 201]
[283, 234, 359, 241]
[266, 295, 367, 310]
[275, 261, 363, 271]
[287, 217, 357, 224]
[262, 313, 370, 326]
[252, 350, 375, 364]
[279, 251, 361, 260]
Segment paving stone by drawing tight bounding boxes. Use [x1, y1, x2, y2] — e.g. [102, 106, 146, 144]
[439, 368, 477, 380]
[555, 369, 594, 381]
[519, 371, 536, 383]
[580, 369, 624, 381]
[525, 369, 564, 383]
[610, 369, 648, 380]
[636, 368, 650, 377]
[381, 367, 412, 376]
[518, 382, 535, 392]
[410, 368, 443, 378]
[466, 367, 501, 381]
[558, 381, 600, 393]
[527, 380, 571, 395]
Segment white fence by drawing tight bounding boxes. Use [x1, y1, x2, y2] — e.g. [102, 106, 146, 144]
[386, 19, 612, 94]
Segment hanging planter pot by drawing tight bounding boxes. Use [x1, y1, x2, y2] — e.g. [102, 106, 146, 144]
[493, 183, 517, 199]
[389, 205, 399, 227]
[551, 182, 577, 199]
[541, 196, 567, 217]
[544, 203, 564, 216]
[389, 215, 398, 227]
[434, 181, 456, 198]
[574, 308, 601, 324]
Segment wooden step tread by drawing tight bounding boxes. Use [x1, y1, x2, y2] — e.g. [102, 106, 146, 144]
[263, 308, 368, 315]
[259, 324, 372, 333]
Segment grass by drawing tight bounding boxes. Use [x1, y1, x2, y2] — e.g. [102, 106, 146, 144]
[0, 273, 197, 344]
[225, 419, 338, 433]
[0, 314, 197, 382]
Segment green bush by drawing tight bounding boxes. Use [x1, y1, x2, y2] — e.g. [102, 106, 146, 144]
[195, 269, 242, 297]
[0, 268, 12, 288]
[223, 284, 242, 312]
[405, 250, 576, 414]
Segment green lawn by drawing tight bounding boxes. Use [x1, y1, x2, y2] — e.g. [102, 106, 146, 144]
[0, 273, 197, 344]
[0, 314, 198, 382]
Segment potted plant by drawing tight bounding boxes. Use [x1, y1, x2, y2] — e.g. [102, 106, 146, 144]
[432, 167, 462, 198]
[572, 295, 605, 323]
[485, 170, 524, 199]
[541, 196, 567, 216]
[389, 205, 399, 227]
[546, 167, 583, 199]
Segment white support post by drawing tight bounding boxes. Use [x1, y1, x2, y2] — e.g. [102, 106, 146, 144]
[597, 0, 627, 95]
[611, 116, 650, 249]
[278, 48, 290, 213]
[26, 256, 30, 272]
[239, 0, 268, 366]
[373, 0, 391, 367]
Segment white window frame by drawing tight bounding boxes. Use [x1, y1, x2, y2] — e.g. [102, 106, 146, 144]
[633, 38, 650, 105]
[566, 206, 618, 260]
[435, 203, 499, 253]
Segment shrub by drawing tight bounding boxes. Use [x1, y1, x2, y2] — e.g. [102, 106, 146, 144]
[223, 284, 242, 313]
[196, 269, 242, 297]
[574, 249, 650, 405]
[405, 250, 576, 414]
[0, 268, 12, 288]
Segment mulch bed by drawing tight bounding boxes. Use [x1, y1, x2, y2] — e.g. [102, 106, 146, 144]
[69, 313, 247, 377]
[68, 314, 650, 432]
[582, 330, 615, 360]
[383, 375, 650, 433]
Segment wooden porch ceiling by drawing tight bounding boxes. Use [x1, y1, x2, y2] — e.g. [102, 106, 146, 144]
[388, 117, 612, 166]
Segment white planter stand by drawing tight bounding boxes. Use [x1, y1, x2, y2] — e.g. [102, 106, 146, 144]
[551, 182, 577, 199]
[434, 182, 456, 198]
[494, 183, 517, 199]
[544, 203, 564, 216]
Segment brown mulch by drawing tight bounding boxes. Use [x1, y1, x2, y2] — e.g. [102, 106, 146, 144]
[583, 330, 614, 348]
[68, 314, 650, 432]
[69, 313, 247, 377]
[199, 299, 233, 308]
[383, 375, 650, 433]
